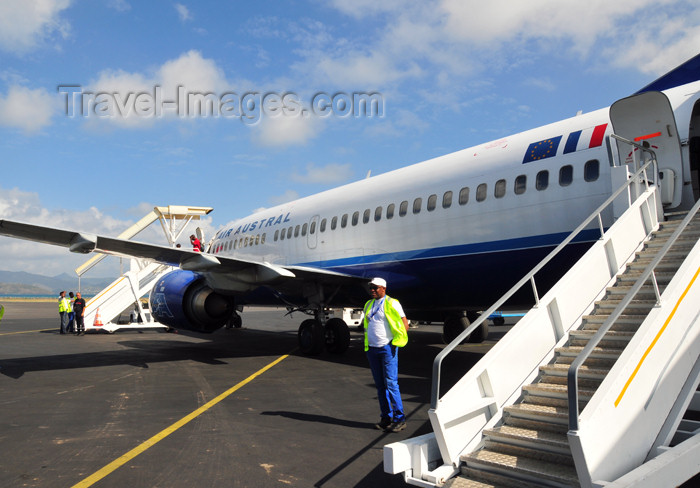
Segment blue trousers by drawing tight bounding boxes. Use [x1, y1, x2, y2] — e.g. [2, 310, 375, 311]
[367, 344, 405, 422]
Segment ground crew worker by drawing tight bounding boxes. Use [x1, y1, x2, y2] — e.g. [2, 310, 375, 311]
[58, 291, 70, 334]
[363, 277, 409, 433]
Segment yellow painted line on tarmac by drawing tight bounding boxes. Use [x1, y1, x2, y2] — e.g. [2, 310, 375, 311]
[0, 328, 56, 336]
[71, 351, 294, 488]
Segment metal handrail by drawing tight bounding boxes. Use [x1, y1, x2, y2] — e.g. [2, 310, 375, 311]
[567, 186, 700, 431]
[431, 136, 658, 409]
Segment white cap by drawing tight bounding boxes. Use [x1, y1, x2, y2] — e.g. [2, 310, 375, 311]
[369, 277, 387, 288]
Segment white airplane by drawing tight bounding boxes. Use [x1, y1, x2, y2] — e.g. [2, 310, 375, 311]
[2, 54, 700, 355]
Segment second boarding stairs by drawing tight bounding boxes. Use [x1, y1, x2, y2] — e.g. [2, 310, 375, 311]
[385, 186, 700, 487]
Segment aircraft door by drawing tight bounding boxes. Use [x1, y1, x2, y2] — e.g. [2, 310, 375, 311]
[610, 91, 684, 208]
[307, 215, 319, 249]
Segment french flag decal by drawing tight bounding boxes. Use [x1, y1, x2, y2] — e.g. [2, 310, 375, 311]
[563, 123, 608, 154]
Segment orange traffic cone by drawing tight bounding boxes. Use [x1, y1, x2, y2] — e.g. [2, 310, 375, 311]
[93, 308, 104, 327]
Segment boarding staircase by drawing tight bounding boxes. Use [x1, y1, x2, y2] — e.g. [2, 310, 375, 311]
[385, 141, 700, 487]
[79, 205, 212, 332]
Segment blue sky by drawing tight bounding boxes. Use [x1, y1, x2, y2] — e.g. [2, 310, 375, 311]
[1, 0, 699, 278]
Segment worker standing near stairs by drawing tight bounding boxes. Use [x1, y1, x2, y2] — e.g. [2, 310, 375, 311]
[364, 277, 410, 433]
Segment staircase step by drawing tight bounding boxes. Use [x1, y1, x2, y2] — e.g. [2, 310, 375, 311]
[483, 425, 570, 454]
[451, 467, 547, 488]
[594, 299, 656, 313]
[504, 403, 568, 425]
[462, 444, 580, 487]
[555, 345, 623, 360]
[505, 416, 568, 435]
[568, 329, 634, 348]
[553, 354, 617, 369]
[540, 363, 609, 380]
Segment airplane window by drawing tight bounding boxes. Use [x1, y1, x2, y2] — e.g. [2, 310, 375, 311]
[427, 194, 437, 211]
[536, 170, 549, 190]
[244, 237, 249, 247]
[294, 225, 300, 237]
[287, 226, 293, 237]
[584, 159, 599, 182]
[387, 204, 395, 219]
[320, 219, 326, 232]
[459, 187, 469, 205]
[495, 179, 506, 198]
[399, 201, 408, 217]
[476, 183, 487, 202]
[375, 206, 382, 222]
[255, 234, 260, 245]
[301, 223, 307, 236]
[280, 229, 285, 240]
[331, 216, 338, 230]
[443, 191, 453, 208]
[363, 209, 370, 224]
[413, 197, 422, 214]
[341, 214, 348, 228]
[310, 221, 316, 234]
[560, 165, 573, 186]
[352, 211, 359, 226]
[515, 175, 526, 195]
[261, 233, 266, 244]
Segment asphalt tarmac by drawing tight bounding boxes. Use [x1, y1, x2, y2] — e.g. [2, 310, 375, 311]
[0, 301, 506, 488]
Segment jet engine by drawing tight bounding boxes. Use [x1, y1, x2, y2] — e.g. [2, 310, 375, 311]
[149, 270, 234, 332]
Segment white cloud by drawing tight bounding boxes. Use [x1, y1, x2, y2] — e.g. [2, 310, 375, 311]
[0, 85, 56, 133]
[174, 3, 192, 22]
[290, 163, 354, 184]
[252, 113, 323, 147]
[107, 0, 130, 12]
[0, 0, 72, 54]
[269, 190, 299, 206]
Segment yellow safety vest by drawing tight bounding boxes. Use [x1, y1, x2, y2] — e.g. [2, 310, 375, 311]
[58, 297, 69, 313]
[363, 295, 408, 351]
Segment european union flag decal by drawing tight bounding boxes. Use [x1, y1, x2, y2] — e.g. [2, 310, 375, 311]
[522, 135, 562, 164]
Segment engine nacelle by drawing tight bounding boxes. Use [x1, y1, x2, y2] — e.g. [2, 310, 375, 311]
[149, 270, 234, 333]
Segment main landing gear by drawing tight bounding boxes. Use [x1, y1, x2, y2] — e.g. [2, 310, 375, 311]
[442, 312, 489, 344]
[297, 316, 351, 355]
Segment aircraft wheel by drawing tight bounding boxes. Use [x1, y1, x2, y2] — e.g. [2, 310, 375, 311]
[442, 315, 469, 344]
[467, 320, 489, 343]
[298, 318, 325, 355]
[325, 318, 350, 354]
[492, 316, 505, 326]
[226, 312, 242, 329]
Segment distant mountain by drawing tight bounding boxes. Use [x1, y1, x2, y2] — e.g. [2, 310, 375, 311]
[0, 270, 114, 295]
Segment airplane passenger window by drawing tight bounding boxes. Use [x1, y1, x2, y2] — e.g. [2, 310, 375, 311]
[341, 214, 348, 228]
[514, 175, 526, 195]
[320, 219, 326, 232]
[310, 221, 316, 234]
[560, 165, 573, 186]
[363, 209, 370, 224]
[294, 225, 300, 237]
[386, 204, 395, 219]
[280, 229, 285, 240]
[413, 197, 422, 214]
[476, 183, 487, 202]
[495, 179, 506, 198]
[331, 216, 337, 230]
[302, 223, 307, 236]
[244, 237, 249, 247]
[375, 206, 382, 222]
[536, 170, 549, 190]
[261, 233, 266, 244]
[459, 187, 469, 205]
[352, 211, 359, 226]
[288, 226, 293, 237]
[399, 201, 408, 217]
[443, 191, 453, 208]
[255, 235, 260, 245]
[427, 194, 437, 211]
[584, 160, 599, 182]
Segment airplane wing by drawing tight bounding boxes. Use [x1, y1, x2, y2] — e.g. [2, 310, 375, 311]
[0, 219, 362, 287]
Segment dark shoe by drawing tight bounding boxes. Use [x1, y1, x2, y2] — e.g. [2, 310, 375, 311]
[387, 421, 406, 433]
[375, 418, 392, 431]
